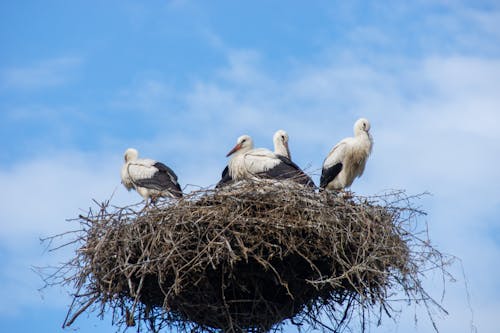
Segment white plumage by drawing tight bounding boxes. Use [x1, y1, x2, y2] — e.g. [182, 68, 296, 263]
[320, 118, 373, 190]
[226, 135, 280, 180]
[273, 129, 291, 159]
[121, 148, 182, 202]
[216, 131, 291, 188]
[224, 134, 314, 187]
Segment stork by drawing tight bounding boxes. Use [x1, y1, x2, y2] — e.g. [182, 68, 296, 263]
[224, 134, 314, 187]
[121, 148, 182, 202]
[217, 129, 293, 188]
[320, 118, 373, 190]
[272, 129, 315, 186]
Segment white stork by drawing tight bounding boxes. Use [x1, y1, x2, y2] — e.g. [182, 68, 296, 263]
[121, 148, 182, 202]
[224, 134, 314, 187]
[218, 130, 291, 188]
[320, 118, 373, 190]
[272, 129, 315, 186]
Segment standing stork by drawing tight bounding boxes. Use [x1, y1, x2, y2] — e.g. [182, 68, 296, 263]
[121, 148, 183, 202]
[320, 118, 373, 190]
[224, 134, 314, 187]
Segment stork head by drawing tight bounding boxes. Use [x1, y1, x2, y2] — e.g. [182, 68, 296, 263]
[354, 118, 371, 136]
[124, 148, 139, 162]
[226, 135, 253, 157]
[273, 129, 291, 159]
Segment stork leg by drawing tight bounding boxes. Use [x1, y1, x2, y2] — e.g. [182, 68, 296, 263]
[143, 196, 155, 209]
[340, 190, 353, 200]
[139, 199, 150, 214]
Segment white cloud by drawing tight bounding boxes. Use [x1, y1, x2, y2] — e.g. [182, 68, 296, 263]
[175, 50, 500, 332]
[0, 151, 136, 244]
[0, 244, 71, 316]
[0, 150, 142, 315]
[3, 0, 500, 331]
[0, 57, 82, 90]
[110, 79, 176, 113]
[4, 25, 500, 331]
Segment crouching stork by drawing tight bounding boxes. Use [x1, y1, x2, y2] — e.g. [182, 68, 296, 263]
[121, 148, 182, 203]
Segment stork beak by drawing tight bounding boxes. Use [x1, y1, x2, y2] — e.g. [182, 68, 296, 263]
[226, 143, 242, 157]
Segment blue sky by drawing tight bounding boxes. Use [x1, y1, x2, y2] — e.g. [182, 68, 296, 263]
[1, 0, 499, 332]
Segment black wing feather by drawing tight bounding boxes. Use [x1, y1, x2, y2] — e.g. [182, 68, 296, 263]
[216, 165, 233, 188]
[320, 162, 343, 189]
[153, 162, 179, 181]
[134, 162, 182, 197]
[261, 156, 315, 188]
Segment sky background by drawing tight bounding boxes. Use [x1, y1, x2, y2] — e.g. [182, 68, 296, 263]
[1, 0, 499, 332]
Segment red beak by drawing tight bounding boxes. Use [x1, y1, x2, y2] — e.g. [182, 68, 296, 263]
[226, 143, 242, 157]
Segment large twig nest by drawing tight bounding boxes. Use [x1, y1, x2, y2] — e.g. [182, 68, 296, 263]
[43, 180, 451, 332]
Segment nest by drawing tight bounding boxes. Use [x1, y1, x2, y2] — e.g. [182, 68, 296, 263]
[42, 181, 451, 332]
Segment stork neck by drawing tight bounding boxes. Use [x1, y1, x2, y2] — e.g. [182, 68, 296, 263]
[274, 144, 289, 158]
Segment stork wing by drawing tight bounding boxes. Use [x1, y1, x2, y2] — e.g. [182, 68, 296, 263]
[216, 165, 233, 188]
[320, 141, 347, 188]
[153, 161, 179, 181]
[221, 165, 229, 178]
[127, 161, 158, 182]
[243, 148, 281, 173]
[264, 155, 315, 188]
[323, 141, 348, 168]
[129, 160, 182, 197]
[320, 162, 343, 188]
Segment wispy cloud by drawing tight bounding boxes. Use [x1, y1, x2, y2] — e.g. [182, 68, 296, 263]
[2, 2, 499, 330]
[0, 150, 136, 315]
[137, 45, 499, 332]
[110, 79, 176, 112]
[0, 153, 121, 244]
[0, 56, 82, 90]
